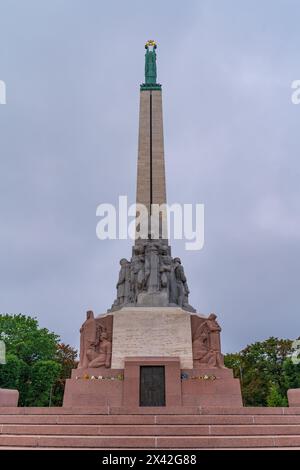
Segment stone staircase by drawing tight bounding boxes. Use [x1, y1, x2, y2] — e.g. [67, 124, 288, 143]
[1, 406, 300, 449]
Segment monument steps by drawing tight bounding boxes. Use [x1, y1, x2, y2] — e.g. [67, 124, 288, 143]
[1, 407, 300, 449]
[1, 434, 300, 449]
[1, 414, 300, 425]
[1, 423, 300, 436]
[1, 406, 300, 415]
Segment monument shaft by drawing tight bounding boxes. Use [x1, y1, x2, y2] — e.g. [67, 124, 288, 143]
[136, 90, 166, 211]
[137, 56, 167, 240]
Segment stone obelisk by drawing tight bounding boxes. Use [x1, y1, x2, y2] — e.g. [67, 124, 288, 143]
[109, 41, 194, 312]
[136, 40, 167, 240]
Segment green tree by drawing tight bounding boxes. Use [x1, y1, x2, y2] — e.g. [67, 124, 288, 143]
[225, 337, 294, 406]
[282, 358, 300, 390]
[0, 314, 74, 406]
[0, 314, 59, 363]
[224, 353, 243, 382]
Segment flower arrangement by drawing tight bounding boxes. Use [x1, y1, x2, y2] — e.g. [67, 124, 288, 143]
[75, 374, 124, 381]
[191, 374, 217, 381]
[181, 373, 217, 381]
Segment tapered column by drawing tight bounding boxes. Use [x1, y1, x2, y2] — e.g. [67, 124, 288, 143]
[136, 88, 167, 240]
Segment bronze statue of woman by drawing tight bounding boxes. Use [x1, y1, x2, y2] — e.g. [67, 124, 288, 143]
[145, 43, 157, 84]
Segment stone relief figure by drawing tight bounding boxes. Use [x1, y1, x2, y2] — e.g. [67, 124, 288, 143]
[206, 313, 222, 353]
[78, 311, 113, 369]
[192, 314, 225, 368]
[86, 326, 112, 368]
[78, 310, 97, 369]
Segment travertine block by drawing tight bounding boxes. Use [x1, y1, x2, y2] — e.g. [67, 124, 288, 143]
[111, 307, 193, 369]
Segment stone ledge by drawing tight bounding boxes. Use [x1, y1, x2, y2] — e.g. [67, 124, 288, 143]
[0, 389, 19, 407]
[288, 388, 300, 407]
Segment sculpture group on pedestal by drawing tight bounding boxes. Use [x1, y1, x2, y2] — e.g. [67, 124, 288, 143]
[109, 240, 195, 312]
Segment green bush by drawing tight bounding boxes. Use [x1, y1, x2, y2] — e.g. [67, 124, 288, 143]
[266, 383, 288, 407]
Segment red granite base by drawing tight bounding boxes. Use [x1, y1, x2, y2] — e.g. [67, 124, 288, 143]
[63, 357, 242, 408]
[0, 389, 19, 407]
[181, 367, 242, 406]
[288, 389, 300, 407]
[63, 367, 123, 407]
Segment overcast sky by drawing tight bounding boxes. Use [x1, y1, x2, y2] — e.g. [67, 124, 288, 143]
[0, 0, 299, 354]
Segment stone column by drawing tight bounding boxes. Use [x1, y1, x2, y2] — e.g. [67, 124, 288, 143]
[136, 89, 167, 241]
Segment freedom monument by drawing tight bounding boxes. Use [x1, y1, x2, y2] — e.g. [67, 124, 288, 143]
[63, 41, 242, 408]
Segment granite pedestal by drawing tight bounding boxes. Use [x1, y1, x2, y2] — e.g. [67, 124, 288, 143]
[63, 307, 242, 409]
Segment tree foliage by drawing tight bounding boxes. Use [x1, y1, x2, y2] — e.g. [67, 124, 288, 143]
[26, 360, 61, 407]
[51, 343, 78, 406]
[0, 314, 59, 363]
[225, 337, 300, 406]
[266, 383, 288, 407]
[0, 314, 77, 406]
[0, 353, 28, 396]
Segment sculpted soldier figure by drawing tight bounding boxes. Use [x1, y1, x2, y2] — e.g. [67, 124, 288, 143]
[116, 258, 131, 306]
[159, 245, 171, 287]
[159, 244, 172, 295]
[145, 241, 161, 293]
[110, 246, 195, 311]
[173, 257, 189, 307]
[131, 245, 145, 302]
